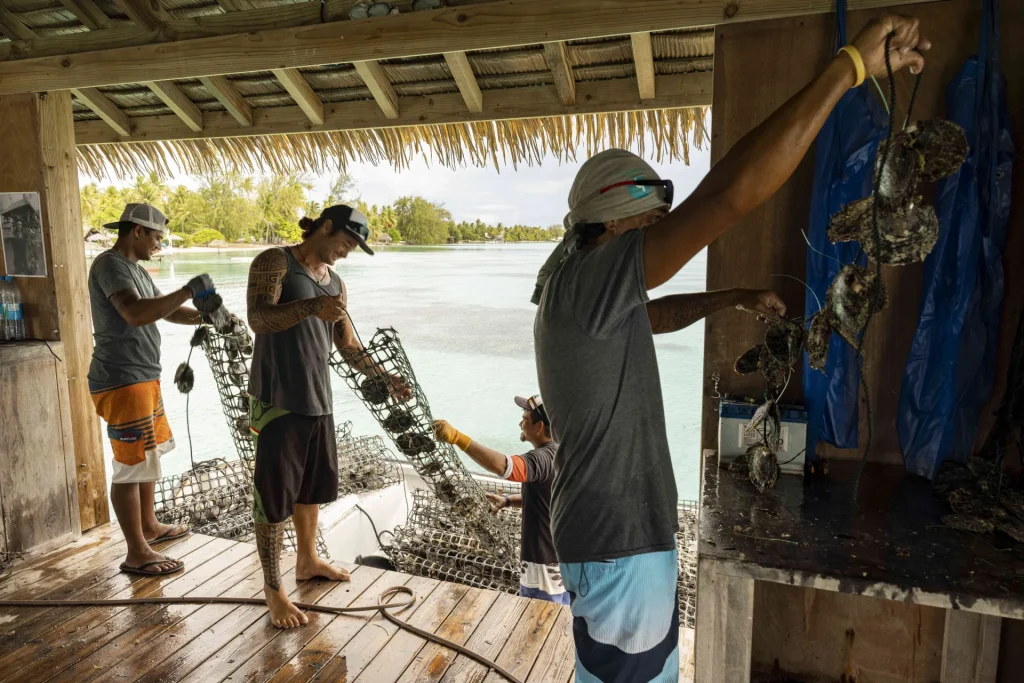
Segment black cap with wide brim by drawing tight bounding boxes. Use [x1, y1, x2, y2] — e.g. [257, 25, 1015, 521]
[320, 204, 375, 255]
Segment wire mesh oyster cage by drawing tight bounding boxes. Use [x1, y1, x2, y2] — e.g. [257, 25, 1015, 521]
[330, 327, 515, 557]
[676, 500, 699, 629]
[154, 458, 251, 530]
[336, 430, 402, 496]
[0, 550, 15, 578]
[199, 324, 257, 471]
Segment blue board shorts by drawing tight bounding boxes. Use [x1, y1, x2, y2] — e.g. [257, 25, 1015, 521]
[560, 549, 679, 683]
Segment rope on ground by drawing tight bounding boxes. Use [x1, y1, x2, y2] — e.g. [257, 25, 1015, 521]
[0, 585, 524, 683]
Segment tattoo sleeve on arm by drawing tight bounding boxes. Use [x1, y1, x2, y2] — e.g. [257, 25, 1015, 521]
[647, 290, 740, 334]
[247, 248, 322, 334]
[255, 521, 285, 590]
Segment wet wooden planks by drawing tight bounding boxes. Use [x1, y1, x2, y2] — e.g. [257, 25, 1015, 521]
[0, 527, 581, 683]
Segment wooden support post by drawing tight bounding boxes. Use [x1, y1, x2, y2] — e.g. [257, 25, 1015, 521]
[542, 42, 576, 106]
[630, 32, 656, 100]
[941, 610, 1001, 683]
[444, 51, 483, 114]
[58, 0, 112, 30]
[271, 68, 324, 125]
[353, 60, 400, 120]
[71, 87, 131, 136]
[0, 92, 107, 532]
[199, 76, 253, 127]
[145, 80, 204, 132]
[695, 557, 753, 683]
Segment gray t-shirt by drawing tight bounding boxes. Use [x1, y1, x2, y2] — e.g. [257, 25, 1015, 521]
[534, 229, 678, 563]
[88, 249, 163, 390]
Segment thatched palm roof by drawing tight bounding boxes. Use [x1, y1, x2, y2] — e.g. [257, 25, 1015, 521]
[1, 0, 712, 178]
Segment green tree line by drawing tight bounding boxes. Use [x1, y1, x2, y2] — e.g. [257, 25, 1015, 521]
[81, 171, 563, 247]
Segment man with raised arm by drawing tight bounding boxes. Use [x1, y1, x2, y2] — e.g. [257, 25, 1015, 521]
[532, 17, 929, 682]
[433, 393, 568, 605]
[246, 204, 409, 629]
[89, 203, 220, 577]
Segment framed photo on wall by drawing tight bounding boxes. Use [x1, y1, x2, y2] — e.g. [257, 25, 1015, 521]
[0, 192, 46, 278]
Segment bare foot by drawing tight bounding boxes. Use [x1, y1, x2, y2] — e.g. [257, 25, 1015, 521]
[123, 546, 179, 573]
[296, 556, 351, 582]
[264, 584, 308, 629]
[143, 522, 188, 543]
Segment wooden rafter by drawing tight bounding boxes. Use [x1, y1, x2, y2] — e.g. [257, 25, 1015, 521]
[199, 76, 253, 127]
[444, 51, 483, 114]
[145, 80, 203, 132]
[542, 42, 575, 106]
[0, 5, 36, 40]
[353, 60, 400, 120]
[630, 32, 656, 100]
[71, 87, 131, 136]
[58, 0, 112, 31]
[0, 0, 938, 95]
[112, 0, 161, 30]
[271, 68, 324, 125]
[75, 71, 712, 145]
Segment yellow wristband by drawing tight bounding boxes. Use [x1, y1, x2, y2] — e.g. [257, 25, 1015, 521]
[838, 45, 866, 88]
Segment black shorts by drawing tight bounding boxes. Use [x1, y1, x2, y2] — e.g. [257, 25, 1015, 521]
[251, 409, 338, 524]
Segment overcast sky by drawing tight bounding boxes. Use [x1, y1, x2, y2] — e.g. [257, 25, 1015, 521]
[92, 142, 711, 228]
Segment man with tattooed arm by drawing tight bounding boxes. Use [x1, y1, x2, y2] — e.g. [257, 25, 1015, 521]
[246, 204, 409, 628]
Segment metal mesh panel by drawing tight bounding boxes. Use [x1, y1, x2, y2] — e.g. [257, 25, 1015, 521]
[336, 430, 402, 496]
[0, 551, 14, 577]
[330, 327, 515, 558]
[677, 500, 698, 629]
[200, 326, 257, 470]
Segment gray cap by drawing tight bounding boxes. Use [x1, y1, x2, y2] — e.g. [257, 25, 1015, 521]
[104, 203, 168, 232]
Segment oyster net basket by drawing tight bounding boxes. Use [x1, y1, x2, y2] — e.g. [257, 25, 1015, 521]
[0, 551, 14, 577]
[336, 430, 402, 496]
[387, 488, 520, 594]
[200, 326, 257, 471]
[677, 500, 699, 629]
[330, 327, 515, 557]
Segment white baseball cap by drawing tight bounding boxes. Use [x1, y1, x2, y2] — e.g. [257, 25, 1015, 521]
[104, 203, 168, 232]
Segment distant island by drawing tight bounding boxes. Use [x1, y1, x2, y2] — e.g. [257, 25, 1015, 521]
[81, 171, 564, 248]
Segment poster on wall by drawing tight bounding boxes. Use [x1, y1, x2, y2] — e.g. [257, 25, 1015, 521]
[0, 192, 46, 277]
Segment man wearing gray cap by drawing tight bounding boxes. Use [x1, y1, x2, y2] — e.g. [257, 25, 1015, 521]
[89, 203, 222, 577]
[533, 15, 930, 682]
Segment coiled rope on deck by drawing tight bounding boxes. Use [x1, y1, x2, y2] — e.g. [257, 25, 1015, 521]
[0, 586, 524, 683]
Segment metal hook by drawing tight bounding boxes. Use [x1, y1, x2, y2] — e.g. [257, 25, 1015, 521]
[710, 372, 722, 399]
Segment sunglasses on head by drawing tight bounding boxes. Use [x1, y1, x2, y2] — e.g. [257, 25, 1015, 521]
[597, 178, 674, 207]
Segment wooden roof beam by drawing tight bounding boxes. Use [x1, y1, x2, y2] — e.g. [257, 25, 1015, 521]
[75, 71, 712, 145]
[0, 5, 36, 40]
[145, 80, 203, 132]
[542, 41, 575, 106]
[199, 75, 253, 127]
[272, 68, 324, 125]
[58, 0, 112, 30]
[353, 60, 399, 120]
[112, 0, 162, 30]
[444, 51, 483, 114]
[630, 32, 655, 100]
[0, 0, 939, 95]
[71, 87, 131, 136]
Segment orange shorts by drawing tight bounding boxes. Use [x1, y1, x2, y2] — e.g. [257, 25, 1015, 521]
[92, 379, 175, 483]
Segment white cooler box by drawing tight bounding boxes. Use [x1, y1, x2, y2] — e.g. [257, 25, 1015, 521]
[717, 398, 808, 475]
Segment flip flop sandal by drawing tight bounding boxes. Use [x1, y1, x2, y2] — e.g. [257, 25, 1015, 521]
[148, 527, 191, 543]
[119, 558, 184, 576]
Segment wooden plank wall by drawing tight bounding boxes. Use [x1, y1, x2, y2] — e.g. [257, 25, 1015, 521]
[702, 1, 1024, 680]
[0, 92, 108, 531]
[701, 0, 1024, 467]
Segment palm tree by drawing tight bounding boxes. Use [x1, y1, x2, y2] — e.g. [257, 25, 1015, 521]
[129, 171, 169, 208]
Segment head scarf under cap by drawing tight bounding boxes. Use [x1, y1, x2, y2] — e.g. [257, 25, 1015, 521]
[530, 149, 670, 304]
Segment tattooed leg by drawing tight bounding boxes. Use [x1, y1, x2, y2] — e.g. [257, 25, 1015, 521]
[255, 521, 285, 590]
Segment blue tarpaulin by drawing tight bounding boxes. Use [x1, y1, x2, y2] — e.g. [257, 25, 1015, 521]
[898, 0, 1015, 480]
[802, 0, 887, 458]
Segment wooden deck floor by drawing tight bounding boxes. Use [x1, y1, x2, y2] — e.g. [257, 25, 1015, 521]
[0, 525, 693, 682]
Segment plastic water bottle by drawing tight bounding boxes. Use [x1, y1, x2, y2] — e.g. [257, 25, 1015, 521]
[0, 276, 11, 342]
[8, 277, 25, 340]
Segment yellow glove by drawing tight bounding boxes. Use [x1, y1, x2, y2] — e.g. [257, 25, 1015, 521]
[432, 419, 471, 451]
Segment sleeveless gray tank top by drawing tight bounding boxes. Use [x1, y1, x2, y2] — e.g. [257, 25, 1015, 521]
[249, 247, 343, 416]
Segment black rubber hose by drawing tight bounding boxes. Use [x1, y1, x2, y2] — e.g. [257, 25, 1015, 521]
[0, 585, 523, 683]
